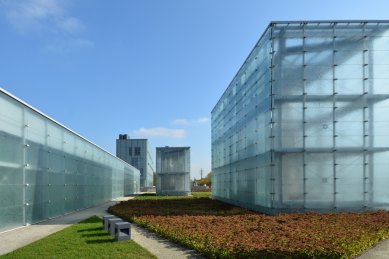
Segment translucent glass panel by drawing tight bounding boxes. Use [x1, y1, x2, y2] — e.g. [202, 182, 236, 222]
[156, 173, 190, 195]
[373, 152, 389, 203]
[156, 147, 190, 195]
[157, 148, 189, 173]
[305, 153, 334, 208]
[305, 101, 333, 148]
[0, 93, 24, 231]
[0, 90, 140, 232]
[273, 153, 304, 209]
[273, 103, 304, 149]
[212, 21, 389, 214]
[372, 99, 389, 148]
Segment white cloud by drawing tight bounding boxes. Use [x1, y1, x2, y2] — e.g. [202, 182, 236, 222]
[172, 118, 190, 125]
[196, 117, 209, 124]
[4, 0, 65, 32]
[43, 37, 94, 53]
[8, 0, 62, 18]
[58, 17, 85, 34]
[133, 128, 187, 139]
[172, 117, 209, 126]
[1, 0, 92, 51]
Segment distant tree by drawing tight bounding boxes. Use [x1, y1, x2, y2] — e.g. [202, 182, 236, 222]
[196, 172, 212, 187]
[207, 172, 212, 187]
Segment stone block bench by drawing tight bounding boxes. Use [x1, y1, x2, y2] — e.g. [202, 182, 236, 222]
[102, 214, 131, 241]
[115, 221, 131, 241]
[102, 215, 117, 231]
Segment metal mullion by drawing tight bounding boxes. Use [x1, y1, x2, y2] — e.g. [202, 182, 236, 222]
[44, 118, 49, 219]
[362, 22, 368, 208]
[22, 108, 27, 226]
[269, 24, 276, 210]
[62, 129, 67, 208]
[332, 22, 337, 210]
[302, 22, 307, 210]
[367, 25, 375, 205]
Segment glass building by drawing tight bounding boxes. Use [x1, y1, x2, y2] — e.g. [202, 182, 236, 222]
[0, 88, 140, 232]
[156, 147, 191, 196]
[116, 135, 155, 189]
[212, 21, 389, 213]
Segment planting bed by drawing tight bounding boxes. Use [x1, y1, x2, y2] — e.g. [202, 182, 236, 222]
[134, 191, 211, 200]
[109, 198, 389, 258]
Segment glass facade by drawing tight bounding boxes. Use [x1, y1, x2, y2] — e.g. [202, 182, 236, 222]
[156, 147, 190, 195]
[0, 89, 140, 232]
[212, 21, 389, 213]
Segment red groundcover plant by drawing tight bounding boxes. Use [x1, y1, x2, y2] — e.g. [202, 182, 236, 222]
[109, 198, 389, 258]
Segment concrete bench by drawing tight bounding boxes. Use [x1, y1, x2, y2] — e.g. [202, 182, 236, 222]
[102, 215, 117, 231]
[108, 218, 123, 235]
[115, 221, 131, 241]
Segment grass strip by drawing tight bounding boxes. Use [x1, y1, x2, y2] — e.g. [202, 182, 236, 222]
[2, 216, 156, 259]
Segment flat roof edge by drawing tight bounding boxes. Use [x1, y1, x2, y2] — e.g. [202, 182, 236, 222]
[156, 146, 191, 149]
[211, 22, 272, 114]
[211, 19, 389, 114]
[271, 20, 389, 24]
[0, 87, 137, 170]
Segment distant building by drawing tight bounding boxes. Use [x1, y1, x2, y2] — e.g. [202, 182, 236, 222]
[156, 147, 191, 196]
[116, 135, 154, 189]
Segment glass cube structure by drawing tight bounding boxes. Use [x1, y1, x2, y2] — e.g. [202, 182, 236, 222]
[211, 21, 389, 213]
[156, 147, 191, 196]
[0, 88, 140, 232]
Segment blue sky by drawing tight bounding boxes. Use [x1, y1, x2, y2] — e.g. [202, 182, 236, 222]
[1, 0, 388, 179]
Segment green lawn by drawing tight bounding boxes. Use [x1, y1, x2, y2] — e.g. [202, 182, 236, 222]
[1, 216, 156, 259]
[134, 191, 211, 200]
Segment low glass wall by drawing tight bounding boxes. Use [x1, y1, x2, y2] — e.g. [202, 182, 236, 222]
[0, 88, 140, 232]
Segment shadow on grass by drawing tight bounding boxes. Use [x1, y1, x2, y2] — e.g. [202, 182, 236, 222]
[139, 193, 157, 197]
[82, 233, 111, 237]
[73, 216, 117, 245]
[77, 227, 102, 233]
[85, 238, 115, 244]
[79, 216, 102, 224]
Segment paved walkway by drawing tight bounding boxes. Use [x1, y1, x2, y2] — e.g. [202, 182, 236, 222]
[358, 239, 389, 258]
[132, 225, 203, 259]
[0, 198, 204, 259]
